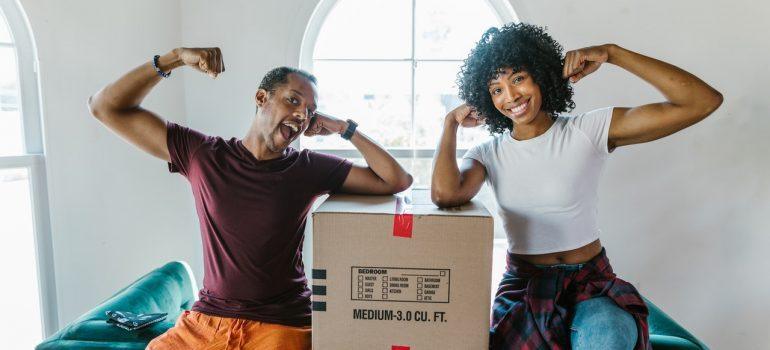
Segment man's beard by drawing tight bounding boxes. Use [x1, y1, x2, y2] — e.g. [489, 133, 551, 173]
[265, 130, 287, 154]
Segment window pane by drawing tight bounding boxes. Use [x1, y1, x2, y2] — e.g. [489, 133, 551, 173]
[0, 11, 12, 43]
[0, 46, 24, 156]
[305, 60, 412, 149]
[0, 168, 43, 348]
[414, 61, 492, 149]
[314, 0, 411, 60]
[395, 157, 433, 188]
[415, 0, 500, 59]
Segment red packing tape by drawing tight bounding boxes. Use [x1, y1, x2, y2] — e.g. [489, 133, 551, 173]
[392, 346, 411, 350]
[393, 196, 413, 238]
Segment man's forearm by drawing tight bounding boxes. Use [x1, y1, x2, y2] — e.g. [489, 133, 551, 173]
[89, 49, 183, 113]
[349, 129, 412, 190]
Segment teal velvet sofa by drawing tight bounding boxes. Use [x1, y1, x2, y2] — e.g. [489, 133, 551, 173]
[36, 261, 197, 350]
[646, 299, 709, 349]
[37, 261, 708, 349]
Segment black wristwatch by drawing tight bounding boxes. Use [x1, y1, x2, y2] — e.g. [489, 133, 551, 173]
[341, 119, 358, 140]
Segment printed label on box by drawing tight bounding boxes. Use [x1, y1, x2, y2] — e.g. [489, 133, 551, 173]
[351, 267, 450, 303]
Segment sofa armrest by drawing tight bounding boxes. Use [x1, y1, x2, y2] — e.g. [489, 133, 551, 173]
[37, 261, 197, 349]
[645, 297, 708, 349]
[82, 261, 197, 319]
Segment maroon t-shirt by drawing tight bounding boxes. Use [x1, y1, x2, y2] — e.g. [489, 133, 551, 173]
[166, 122, 352, 326]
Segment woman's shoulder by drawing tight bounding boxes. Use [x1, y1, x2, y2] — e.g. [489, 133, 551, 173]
[560, 107, 614, 123]
[473, 133, 507, 152]
[558, 107, 614, 130]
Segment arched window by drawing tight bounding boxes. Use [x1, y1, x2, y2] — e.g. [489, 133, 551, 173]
[300, 0, 517, 186]
[0, 0, 57, 346]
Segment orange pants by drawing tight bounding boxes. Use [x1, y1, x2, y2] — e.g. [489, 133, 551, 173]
[146, 310, 311, 350]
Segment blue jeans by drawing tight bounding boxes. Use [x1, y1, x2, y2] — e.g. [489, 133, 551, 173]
[571, 296, 638, 349]
[537, 263, 638, 349]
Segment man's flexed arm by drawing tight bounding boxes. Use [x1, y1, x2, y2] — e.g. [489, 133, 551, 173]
[87, 48, 224, 162]
[304, 112, 413, 195]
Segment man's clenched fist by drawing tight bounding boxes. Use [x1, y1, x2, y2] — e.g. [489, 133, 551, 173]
[176, 47, 225, 78]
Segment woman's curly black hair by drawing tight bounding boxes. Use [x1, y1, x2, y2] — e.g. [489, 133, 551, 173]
[458, 23, 575, 134]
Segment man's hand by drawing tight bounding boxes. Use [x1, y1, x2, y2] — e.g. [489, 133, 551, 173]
[446, 104, 485, 128]
[304, 111, 348, 137]
[175, 47, 225, 78]
[563, 44, 610, 83]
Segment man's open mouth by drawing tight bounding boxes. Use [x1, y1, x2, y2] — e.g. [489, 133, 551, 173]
[280, 121, 300, 141]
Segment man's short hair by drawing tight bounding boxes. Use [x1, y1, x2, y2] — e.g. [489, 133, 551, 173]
[258, 66, 317, 92]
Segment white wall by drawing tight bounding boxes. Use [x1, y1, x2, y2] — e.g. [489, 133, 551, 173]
[24, 0, 768, 349]
[178, 0, 318, 138]
[19, 0, 202, 331]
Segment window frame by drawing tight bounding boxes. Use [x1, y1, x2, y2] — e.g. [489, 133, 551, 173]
[0, 0, 58, 337]
[292, 0, 519, 188]
[297, 0, 518, 165]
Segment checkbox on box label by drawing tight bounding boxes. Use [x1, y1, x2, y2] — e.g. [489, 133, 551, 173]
[351, 267, 450, 302]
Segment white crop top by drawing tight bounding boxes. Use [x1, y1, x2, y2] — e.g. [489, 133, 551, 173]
[464, 107, 614, 254]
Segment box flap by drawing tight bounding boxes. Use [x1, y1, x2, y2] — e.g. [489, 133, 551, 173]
[314, 189, 490, 217]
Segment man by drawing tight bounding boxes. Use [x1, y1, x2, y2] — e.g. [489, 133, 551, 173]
[88, 47, 413, 349]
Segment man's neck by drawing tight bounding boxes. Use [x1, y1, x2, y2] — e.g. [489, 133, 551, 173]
[242, 126, 284, 161]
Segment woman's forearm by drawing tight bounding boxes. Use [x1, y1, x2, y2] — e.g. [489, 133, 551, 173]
[431, 116, 462, 204]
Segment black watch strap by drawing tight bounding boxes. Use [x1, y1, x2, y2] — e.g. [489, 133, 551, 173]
[341, 119, 358, 140]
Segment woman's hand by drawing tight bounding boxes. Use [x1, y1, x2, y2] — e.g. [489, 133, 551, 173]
[563, 44, 611, 83]
[446, 104, 485, 128]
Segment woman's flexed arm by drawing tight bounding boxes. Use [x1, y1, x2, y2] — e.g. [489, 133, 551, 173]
[563, 44, 723, 150]
[431, 104, 487, 208]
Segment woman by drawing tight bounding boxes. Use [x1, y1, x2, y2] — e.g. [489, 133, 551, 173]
[431, 23, 722, 349]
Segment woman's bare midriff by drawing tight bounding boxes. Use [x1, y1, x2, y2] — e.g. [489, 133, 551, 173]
[512, 239, 603, 265]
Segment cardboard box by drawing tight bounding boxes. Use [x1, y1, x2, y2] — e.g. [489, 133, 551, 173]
[312, 189, 493, 349]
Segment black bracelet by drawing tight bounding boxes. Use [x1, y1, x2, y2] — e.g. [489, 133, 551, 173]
[152, 55, 171, 78]
[341, 119, 358, 140]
